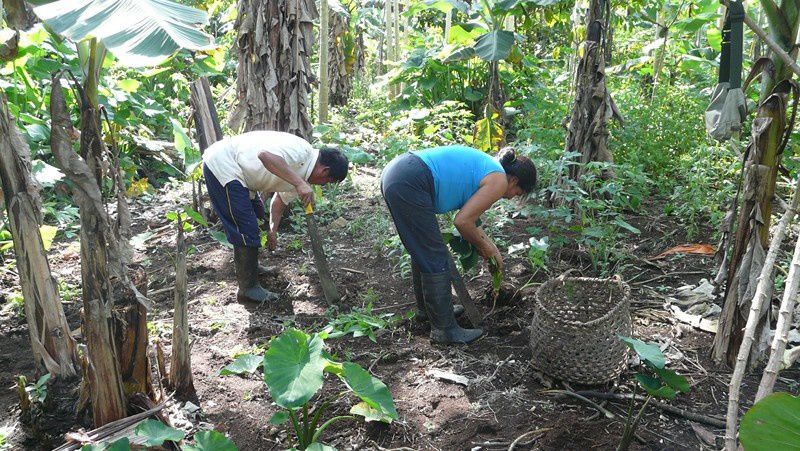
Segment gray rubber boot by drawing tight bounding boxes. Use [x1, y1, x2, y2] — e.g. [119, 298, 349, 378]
[234, 246, 279, 303]
[413, 262, 464, 321]
[421, 271, 482, 344]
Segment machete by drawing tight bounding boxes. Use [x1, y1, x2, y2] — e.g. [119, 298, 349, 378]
[305, 203, 340, 304]
[448, 253, 483, 327]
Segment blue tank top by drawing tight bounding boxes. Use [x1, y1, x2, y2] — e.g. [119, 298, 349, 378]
[412, 145, 505, 214]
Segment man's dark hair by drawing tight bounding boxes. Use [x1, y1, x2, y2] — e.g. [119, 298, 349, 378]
[319, 147, 349, 182]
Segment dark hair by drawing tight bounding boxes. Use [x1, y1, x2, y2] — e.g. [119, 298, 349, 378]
[498, 147, 537, 193]
[319, 148, 349, 182]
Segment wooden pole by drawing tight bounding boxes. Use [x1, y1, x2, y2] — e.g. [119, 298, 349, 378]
[724, 176, 800, 450]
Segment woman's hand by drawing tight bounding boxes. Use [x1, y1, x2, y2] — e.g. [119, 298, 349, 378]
[484, 244, 504, 274]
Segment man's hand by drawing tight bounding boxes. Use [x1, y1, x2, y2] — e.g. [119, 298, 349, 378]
[267, 230, 278, 252]
[296, 181, 315, 207]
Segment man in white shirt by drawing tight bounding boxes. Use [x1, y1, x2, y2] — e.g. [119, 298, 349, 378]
[202, 131, 349, 303]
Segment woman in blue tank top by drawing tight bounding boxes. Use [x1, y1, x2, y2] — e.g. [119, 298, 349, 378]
[381, 145, 537, 344]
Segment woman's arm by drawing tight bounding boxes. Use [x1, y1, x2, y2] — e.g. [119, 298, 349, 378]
[258, 151, 314, 205]
[454, 172, 507, 269]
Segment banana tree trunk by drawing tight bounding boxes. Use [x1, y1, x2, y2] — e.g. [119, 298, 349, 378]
[50, 74, 127, 427]
[318, 0, 330, 123]
[170, 218, 195, 399]
[560, 0, 622, 187]
[0, 94, 79, 378]
[2, 0, 36, 30]
[712, 0, 800, 367]
[233, 0, 318, 139]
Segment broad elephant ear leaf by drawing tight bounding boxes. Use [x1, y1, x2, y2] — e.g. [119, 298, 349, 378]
[263, 329, 328, 409]
[740, 392, 800, 451]
[33, 0, 215, 67]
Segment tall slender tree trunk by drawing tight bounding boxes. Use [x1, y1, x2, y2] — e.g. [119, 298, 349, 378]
[233, 0, 318, 139]
[0, 94, 79, 378]
[713, 0, 800, 367]
[392, 0, 400, 98]
[444, 9, 452, 44]
[559, 0, 622, 188]
[651, 8, 669, 100]
[328, 10, 351, 107]
[318, 0, 330, 123]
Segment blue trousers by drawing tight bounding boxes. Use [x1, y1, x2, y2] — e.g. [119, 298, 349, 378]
[204, 164, 264, 248]
[381, 153, 449, 274]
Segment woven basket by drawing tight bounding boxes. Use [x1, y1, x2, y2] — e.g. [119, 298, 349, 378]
[530, 276, 632, 385]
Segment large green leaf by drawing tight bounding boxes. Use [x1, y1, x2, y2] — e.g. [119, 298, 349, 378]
[652, 367, 690, 394]
[341, 362, 397, 422]
[740, 393, 800, 451]
[618, 336, 666, 369]
[134, 419, 185, 447]
[180, 430, 238, 451]
[219, 354, 262, 376]
[33, 0, 215, 67]
[473, 30, 515, 62]
[635, 374, 677, 400]
[263, 329, 328, 409]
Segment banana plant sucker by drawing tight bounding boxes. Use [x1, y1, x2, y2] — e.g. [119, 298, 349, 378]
[77, 38, 107, 109]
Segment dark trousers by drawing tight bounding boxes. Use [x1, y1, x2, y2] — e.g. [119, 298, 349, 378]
[381, 153, 449, 274]
[204, 164, 264, 248]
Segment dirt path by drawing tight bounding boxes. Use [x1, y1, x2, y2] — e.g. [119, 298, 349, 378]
[2, 164, 798, 450]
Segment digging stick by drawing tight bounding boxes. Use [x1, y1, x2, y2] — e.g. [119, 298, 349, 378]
[305, 204, 340, 304]
[448, 253, 483, 327]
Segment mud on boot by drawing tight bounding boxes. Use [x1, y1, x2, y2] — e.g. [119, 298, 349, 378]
[412, 262, 464, 321]
[234, 246, 279, 303]
[421, 271, 482, 344]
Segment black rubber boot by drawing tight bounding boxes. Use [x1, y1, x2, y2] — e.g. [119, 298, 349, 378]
[421, 271, 482, 344]
[234, 246, 279, 303]
[412, 262, 464, 321]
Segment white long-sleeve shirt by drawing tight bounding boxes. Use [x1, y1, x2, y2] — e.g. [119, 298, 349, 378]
[202, 131, 318, 203]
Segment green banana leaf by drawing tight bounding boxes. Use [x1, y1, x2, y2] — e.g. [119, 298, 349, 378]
[33, 0, 215, 67]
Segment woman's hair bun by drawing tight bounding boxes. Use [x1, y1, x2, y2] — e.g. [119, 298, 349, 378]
[498, 147, 517, 166]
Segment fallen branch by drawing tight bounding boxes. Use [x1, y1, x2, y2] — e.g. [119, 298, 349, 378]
[54, 402, 167, 450]
[340, 267, 365, 275]
[508, 428, 550, 451]
[542, 389, 617, 419]
[573, 391, 726, 428]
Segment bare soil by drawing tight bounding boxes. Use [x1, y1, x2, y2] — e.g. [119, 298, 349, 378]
[1, 167, 798, 451]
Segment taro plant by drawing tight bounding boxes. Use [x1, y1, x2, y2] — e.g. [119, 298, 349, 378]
[78, 420, 237, 451]
[739, 392, 800, 451]
[220, 328, 397, 450]
[617, 336, 690, 451]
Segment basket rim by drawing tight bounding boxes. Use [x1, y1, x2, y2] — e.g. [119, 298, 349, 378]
[533, 275, 631, 328]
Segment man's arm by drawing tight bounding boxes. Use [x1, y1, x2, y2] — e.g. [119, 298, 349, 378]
[267, 193, 287, 251]
[258, 151, 315, 205]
